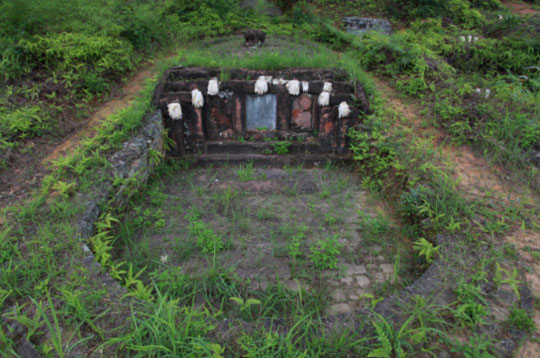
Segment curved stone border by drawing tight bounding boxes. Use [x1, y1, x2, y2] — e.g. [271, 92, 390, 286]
[78, 110, 163, 286]
[3, 111, 163, 358]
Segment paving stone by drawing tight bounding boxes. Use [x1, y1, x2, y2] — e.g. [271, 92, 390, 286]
[345, 264, 367, 275]
[328, 303, 353, 314]
[380, 263, 393, 274]
[331, 289, 346, 302]
[285, 280, 307, 292]
[356, 275, 370, 287]
[340, 276, 355, 285]
[349, 288, 368, 300]
[374, 272, 385, 281]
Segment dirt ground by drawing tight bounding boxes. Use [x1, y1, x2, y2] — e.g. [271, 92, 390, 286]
[502, 1, 539, 15]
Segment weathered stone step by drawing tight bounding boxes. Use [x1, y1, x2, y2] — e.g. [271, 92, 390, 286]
[181, 153, 352, 168]
[195, 141, 330, 155]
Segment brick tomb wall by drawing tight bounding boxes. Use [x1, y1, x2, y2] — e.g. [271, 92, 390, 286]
[153, 68, 370, 156]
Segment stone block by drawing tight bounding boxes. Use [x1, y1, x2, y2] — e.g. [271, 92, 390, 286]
[246, 94, 277, 130]
[328, 303, 353, 314]
[291, 94, 313, 130]
[343, 17, 392, 36]
[244, 30, 266, 47]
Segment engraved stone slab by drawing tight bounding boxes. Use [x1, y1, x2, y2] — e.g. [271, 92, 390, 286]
[246, 94, 277, 130]
[343, 17, 392, 36]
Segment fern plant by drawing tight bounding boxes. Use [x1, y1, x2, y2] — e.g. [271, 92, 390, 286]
[368, 312, 426, 358]
[413, 238, 440, 263]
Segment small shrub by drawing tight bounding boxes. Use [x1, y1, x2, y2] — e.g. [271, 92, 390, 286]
[507, 307, 536, 332]
[152, 267, 189, 299]
[450, 334, 495, 358]
[19, 32, 134, 76]
[288, 226, 307, 261]
[272, 141, 291, 155]
[308, 234, 342, 270]
[453, 281, 488, 327]
[185, 212, 224, 254]
[413, 238, 440, 263]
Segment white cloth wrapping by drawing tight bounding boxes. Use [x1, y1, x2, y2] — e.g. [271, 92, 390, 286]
[167, 102, 182, 120]
[302, 81, 309, 92]
[338, 101, 351, 118]
[192, 89, 204, 108]
[323, 82, 332, 93]
[207, 78, 219, 96]
[286, 80, 300, 96]
[318, 92, 330, 107]
[255, 76, 268, 95]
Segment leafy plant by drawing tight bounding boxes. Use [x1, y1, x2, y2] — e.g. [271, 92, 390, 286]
[493, 263, 522, 300]
[308, 234, 342, 270]
[449, 334, 495, 358]
[230, 296, 262, 318]
[453, 281, 488, 327]
[413, 238, 440, 263]
[272, 141, 291, 155]
[368, 311, 427, 358]
[288, 226, 307, 262]
[31, 291, 90, 358]
[185, 212, 224, 254]
[507, 307, 536, 332]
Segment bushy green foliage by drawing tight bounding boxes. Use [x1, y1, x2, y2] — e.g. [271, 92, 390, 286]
[0, 105, 58, 167]
[507, 307, 536, 332]
[348, 117, 399, 180]
[185, 212, 224, 254]
[382, 0, 486, 27]
[308, 234, 342, 269]
[0, 105, 55, 139]
[19, 33, 134, 77]
[453, 281, 489, 327]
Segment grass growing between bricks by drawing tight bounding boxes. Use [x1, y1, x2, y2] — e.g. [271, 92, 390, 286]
[112, 165, 416, 318]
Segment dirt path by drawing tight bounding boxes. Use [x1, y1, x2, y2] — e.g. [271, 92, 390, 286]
[43, 59, 167, 163]
[372, 77, 540, 356]
[0, 53, 176, 208]
[502, 1, 538, 15]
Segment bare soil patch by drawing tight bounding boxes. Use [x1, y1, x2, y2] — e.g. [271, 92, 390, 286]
[502, 1, 539, 15]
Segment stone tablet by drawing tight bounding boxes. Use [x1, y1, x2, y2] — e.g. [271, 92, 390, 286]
[343, 17, 392, 36]
[246, 94, 277, 130]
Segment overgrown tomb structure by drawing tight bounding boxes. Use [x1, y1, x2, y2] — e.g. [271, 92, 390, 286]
[153, 67, 370, 163]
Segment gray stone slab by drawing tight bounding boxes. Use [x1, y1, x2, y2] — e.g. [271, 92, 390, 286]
[343, 17, 392, 36]
[246, 94, 277, 130]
